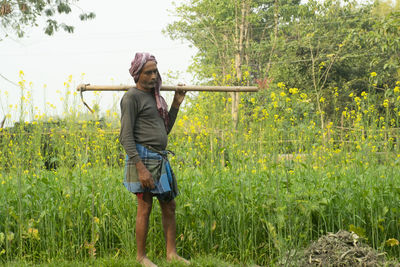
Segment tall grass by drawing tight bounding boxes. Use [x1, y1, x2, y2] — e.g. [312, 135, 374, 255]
[0, 73, 399, 265]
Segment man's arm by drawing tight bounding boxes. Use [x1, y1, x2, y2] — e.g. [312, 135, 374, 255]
[135, 161, 155, 189]
[171, 89, 186, 109]
[120, 94, 141, 163]
[120, 93, 155, 189]
[167, 89, 186, 134]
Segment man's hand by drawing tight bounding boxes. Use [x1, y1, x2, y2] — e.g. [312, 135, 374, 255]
[136, 161, 155, 189]
[171, 85, 186, 109]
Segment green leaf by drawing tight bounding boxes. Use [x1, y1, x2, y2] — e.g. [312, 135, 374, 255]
[349, 224, 366, 238]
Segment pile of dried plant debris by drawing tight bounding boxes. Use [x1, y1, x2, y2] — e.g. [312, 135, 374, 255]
[283, 230, 399, 266]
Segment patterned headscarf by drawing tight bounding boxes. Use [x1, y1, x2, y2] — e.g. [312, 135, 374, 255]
[129, 52, 169, 130]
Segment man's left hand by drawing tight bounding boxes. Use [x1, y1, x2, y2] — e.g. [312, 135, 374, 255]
[171, 85, 186, 108]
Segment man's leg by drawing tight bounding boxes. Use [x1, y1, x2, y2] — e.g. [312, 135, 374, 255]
[136, 192, 157, 266]
[159, 199, 189, 263]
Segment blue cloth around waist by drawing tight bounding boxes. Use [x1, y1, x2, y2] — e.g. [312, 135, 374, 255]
[123, 143, 177, 200]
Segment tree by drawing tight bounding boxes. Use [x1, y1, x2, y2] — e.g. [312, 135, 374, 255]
[165, 0, 283, 126]
[166, 0, 400, 128]
[0, 0, 95, 39]
[275, 0, 399, 117]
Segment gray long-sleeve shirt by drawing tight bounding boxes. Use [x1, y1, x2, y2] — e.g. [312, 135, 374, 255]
[119, 88, 178, 164]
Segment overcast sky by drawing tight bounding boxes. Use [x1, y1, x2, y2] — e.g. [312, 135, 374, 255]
[0, 0, 196, 126]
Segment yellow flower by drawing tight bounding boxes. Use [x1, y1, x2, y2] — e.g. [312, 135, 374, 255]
[319, 97, 325, 103]
[27, 228, 40, 240]
[385, 238, 399, 247]
[394, 87, 400, 93]
[370, 72, 377, 77]
[289, 87, 299, 94]
[277, 82, 285, 88]
[383, 99, 389, 108]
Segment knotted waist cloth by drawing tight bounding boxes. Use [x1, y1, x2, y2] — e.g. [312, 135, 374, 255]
[123, 143, 179, 201]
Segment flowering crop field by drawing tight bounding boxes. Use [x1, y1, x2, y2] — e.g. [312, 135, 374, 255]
[0, 74, 399, 266]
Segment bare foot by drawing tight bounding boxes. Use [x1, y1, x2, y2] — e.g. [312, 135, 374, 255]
[138, 256, 158, 267]
[167, 253, 190, 265]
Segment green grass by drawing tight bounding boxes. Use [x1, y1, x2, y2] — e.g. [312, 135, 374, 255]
[0, 153, 399, 265]
[1, 78, 400, 265]
[1, 255, 239, 267]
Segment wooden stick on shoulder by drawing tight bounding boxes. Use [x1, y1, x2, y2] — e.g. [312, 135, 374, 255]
[77, 84, 259, 92]
[76, 83, 259, 113]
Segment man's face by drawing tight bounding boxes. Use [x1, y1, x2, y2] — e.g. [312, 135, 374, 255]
[137, 61, 158, 91]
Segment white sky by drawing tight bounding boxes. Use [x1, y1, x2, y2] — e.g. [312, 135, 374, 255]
[0, 0, 196, 126]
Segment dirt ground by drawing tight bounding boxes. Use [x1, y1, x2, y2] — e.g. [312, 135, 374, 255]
[282, 230, 399, 266]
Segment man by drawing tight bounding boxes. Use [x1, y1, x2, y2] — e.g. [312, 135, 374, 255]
[119, 52, 189, 267]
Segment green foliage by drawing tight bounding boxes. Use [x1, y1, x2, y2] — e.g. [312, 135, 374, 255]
[1, 0, 400, 262]
[0, 70, 400, 265]
[2, 255, 237, 266]
[165, 0, 400, 120]
[0, 120, 399, 265]
[0, 0, 95, 38]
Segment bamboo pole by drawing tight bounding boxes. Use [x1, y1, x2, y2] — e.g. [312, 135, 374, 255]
[77, 84, 259, 92]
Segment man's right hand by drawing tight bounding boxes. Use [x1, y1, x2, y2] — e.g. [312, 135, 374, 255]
[135, 161, 155, 189]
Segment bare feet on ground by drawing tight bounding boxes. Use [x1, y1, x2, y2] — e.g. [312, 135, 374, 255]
[138, 256, 158, 267]
[167, 253, 190, 265]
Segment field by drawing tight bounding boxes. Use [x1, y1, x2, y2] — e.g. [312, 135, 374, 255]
[0, 75, 400, 266]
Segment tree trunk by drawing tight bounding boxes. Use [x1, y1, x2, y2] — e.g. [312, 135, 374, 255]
[265, 0, 279, 75]
[232, 0, 250, 128]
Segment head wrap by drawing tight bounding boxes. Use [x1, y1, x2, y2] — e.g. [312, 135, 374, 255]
[129, 52, 169, 130]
